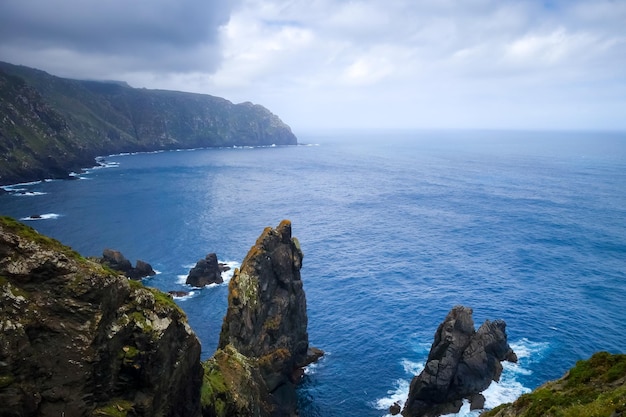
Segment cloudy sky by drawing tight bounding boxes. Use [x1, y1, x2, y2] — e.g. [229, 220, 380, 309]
[1, 0, 625, 132]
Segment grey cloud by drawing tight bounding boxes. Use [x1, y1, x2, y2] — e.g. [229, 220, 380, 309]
[0, 0, 234, 72]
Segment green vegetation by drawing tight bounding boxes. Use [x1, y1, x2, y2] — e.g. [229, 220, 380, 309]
[482, 352, 626, 417]
[0, 216, 82, 261]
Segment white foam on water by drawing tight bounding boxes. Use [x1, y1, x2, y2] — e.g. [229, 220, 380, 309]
[172, 291, 196, 301]
[374, 338, 548, 417]
[20, 213, 60, 220]
[15, 191, 47, 196]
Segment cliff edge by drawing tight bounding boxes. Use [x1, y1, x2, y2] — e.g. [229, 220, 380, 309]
[0, 216, 203, 416]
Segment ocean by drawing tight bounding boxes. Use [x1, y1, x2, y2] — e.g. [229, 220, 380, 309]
[1, 130, 625, 416]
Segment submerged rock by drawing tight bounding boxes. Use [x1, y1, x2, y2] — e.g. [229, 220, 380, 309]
[203, 220, 322, 417]
[402, 306, 517, 417]
[0, 216, 202, 416]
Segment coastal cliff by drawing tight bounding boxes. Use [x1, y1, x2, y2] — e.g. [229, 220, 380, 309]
[202, 220, 322, 417]
[0, 216, 203, 416]
[0, 61, 297, 186]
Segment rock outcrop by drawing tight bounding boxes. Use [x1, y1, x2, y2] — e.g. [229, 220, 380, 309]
[0, 216, 203, 416]
[480, 351, 626, 417]
[402, 306, 517, 417]
[185, 253, 225, 287]
[99, 248, 156, 280]
[202, 220, 322, 417]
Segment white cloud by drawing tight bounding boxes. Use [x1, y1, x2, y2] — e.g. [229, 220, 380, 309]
[0, 0, 625, 130]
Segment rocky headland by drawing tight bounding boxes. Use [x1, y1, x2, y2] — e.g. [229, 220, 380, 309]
[402, 306, 517, 417]
[0, 61, 297, 186]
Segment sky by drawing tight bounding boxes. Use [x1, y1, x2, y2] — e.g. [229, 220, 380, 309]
[1, 0, 625, 132]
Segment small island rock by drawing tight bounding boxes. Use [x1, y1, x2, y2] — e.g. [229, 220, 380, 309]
[185, 253, 223, 287]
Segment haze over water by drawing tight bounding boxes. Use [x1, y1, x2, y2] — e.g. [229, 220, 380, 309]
[1, 130, 625, 416]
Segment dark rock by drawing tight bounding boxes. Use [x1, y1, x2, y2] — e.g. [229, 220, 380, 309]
[185, 253, 223, 287]
[101, 248, 133, 274]
[130, 259, 156, 279]
[0, 216, 203, 416]
[203, 220, 323, 417]
[390, 402, 402, 415]
[402, 306, 516, 417]
[100, 248, 156, 280]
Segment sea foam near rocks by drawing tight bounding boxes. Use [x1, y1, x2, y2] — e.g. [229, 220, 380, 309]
[374, 338, 548, 417]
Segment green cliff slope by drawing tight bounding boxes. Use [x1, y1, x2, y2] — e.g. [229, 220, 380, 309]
[0, 62, 297, 186]
[481, 351, 626, 417]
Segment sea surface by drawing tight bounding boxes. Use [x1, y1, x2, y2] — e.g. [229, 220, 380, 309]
[1, 130, 625, 416]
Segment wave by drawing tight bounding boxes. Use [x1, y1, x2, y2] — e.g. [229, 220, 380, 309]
[20, 213, 61, 221]
[374, 338, 548, 417]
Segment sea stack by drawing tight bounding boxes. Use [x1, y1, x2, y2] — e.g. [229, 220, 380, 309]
[202, 220, 322, 417]
[402, 306, 517, 417]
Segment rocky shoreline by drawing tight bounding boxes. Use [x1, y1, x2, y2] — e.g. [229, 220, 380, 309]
[0, 216, 624, 416]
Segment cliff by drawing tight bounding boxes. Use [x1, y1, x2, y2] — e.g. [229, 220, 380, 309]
[202, 220, 322, 417]
[0, 61, 297, 186]
[0, 216, 203, 416]
[481, 351, 626, 417]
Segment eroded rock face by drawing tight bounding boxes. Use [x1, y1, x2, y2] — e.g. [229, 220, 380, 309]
[0, 217, 202, 417]
[204, 220, 322, 417]
[402, 306, 517, 417]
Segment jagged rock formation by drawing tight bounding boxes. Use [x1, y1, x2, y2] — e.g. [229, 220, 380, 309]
[481, 351, 626, 417]
[186, 253, 226, 287]
[402, 306, 517, 417]
[0, 61, 298, 186]
[202, 220, 322, 417]
[99, 248, 156, 280]
[0, 216, 203, 416]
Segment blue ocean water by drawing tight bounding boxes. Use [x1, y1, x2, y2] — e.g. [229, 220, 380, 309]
[1, 130, 625, 416]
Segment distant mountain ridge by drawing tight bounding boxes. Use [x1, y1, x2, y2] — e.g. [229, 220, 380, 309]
[0, 61, 297, 186]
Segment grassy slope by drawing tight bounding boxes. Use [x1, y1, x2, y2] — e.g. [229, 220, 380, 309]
[482, 352, 626, 417]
